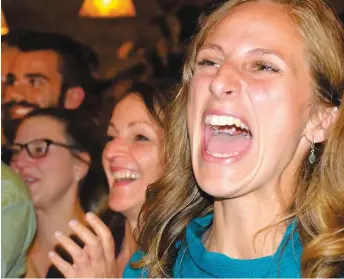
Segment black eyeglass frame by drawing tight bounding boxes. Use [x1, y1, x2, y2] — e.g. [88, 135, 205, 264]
[7, 138, 80, 159]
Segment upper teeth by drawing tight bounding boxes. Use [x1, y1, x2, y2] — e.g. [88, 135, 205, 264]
[15, 107, 32, 116]
[25, 178, 36, 183]
[205, 115, 249, 131]
[112, 171, 139, 180]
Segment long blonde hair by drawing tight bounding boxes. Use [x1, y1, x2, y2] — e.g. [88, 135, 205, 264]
[134, 0, 344, 277]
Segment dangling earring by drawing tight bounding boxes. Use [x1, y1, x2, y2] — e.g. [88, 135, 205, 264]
[309, 142, 316, 164]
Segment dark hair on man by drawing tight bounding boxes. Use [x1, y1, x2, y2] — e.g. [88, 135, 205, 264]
[4, 30, 98, 107]
[19, 107, 108, 213]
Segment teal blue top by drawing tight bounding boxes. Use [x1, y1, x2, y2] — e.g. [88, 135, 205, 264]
[124, 214, 303, 278]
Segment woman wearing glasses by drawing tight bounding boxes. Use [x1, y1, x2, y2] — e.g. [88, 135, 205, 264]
[8, 108, 106, 278]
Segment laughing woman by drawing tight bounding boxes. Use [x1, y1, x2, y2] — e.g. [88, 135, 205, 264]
[124, 0, 344, 277]
[48, 82, 168, 277]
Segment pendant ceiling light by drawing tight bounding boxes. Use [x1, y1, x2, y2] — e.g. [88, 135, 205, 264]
[1, 10, 9, 35]
[79, 0, 136, 18]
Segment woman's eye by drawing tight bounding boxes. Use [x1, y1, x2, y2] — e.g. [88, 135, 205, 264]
[135, 135, 149, 141]
[197, 59, 220, 68]
[251, 61, 279, 73]
[30, 144, 47, 156]
[34, 146, 45, 154]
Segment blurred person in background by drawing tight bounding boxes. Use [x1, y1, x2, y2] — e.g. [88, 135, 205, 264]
[7, 108, 107, 277]
[1, 37, 19, 92]
[1, 162, 36, 278]
[1, 30, 106, 144]
[48, 81, 171, 277]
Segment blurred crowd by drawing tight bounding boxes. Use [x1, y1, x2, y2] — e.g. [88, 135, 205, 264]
[1, 2, 215, 277]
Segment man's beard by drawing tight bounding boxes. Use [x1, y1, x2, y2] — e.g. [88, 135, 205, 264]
[1, 113, 22, 164]
[1, 101, 40, 143]
[2, 100, 40, 120]
[2, 85, 68, 142]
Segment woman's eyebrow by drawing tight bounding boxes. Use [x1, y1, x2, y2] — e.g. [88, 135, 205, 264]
[199, 43, 225, 55]
[247, 48, 285, 60]
[128, 121, 152, 128]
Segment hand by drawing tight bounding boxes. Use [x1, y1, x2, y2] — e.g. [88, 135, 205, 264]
[49, 212, 117, 278]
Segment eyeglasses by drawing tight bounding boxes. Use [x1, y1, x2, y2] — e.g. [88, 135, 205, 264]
[7, 139, 80, 159]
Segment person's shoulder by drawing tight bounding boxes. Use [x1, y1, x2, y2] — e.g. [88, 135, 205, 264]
[1, 163, 36, 278]
[123, 251, 147, 278]
[1, 162, 31, 207]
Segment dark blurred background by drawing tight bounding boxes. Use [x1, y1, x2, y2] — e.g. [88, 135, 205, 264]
[2, 0, 210, 77]
[2, 0, 344, 78]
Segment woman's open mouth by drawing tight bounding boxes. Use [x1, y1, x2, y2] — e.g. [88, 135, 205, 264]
[203, 114, 253, 161]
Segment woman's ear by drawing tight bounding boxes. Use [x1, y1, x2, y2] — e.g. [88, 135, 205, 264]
[73, 152, 91, 183]
[304, 106, 338, 143]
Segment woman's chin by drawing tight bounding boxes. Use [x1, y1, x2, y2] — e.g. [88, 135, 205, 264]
[194, 158, 259, 199]
[198, 177, 252, 199]
[109, 196, 144, 217]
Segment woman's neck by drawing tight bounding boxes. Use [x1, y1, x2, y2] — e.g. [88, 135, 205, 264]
[206, 179, 291, 260]
[116, 219, 138, 277]
[122, 219, 138, 255]
[27, 199, 85, 278]
[205, 141, 308, 260]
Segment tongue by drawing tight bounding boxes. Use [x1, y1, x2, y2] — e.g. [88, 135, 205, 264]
[206, 133, 251, 155]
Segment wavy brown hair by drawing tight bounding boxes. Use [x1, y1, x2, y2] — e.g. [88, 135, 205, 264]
[133, 0, 344, 277]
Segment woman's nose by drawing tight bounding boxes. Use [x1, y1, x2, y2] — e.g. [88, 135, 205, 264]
[103, 137, 130, 161]
[10, 148, 34, 171]
[209, 64, 242, 99]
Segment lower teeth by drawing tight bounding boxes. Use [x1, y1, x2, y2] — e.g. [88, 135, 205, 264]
[206, 150, 239, 158]
[116, 178, 135, 181]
